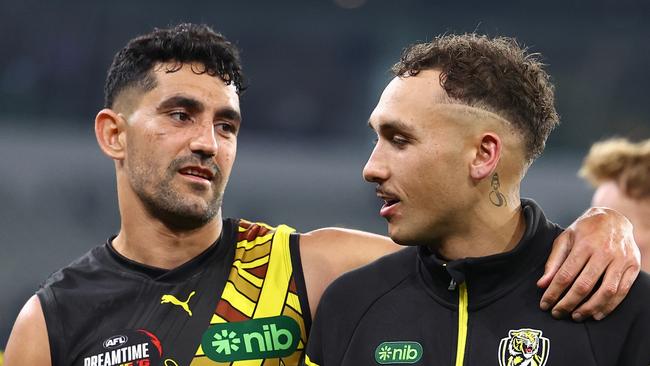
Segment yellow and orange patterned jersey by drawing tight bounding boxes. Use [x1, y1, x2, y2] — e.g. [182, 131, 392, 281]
[191, 219, 310, 366]
[38, 218, 310, 366]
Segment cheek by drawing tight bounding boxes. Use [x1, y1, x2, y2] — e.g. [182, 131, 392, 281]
[218, 141, 237, 171]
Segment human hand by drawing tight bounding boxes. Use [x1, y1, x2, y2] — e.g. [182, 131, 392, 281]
[537, 207, 641, 321]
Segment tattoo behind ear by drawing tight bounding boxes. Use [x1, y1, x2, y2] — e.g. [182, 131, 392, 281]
[489, 172, 507, 207]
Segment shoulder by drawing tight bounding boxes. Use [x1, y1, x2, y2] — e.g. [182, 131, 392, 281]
[39, 245, 108, 291]
[40, 245, 106, 290]
[297, 227, 402, 301]
[308, 247, 417, 363]
[586, 271, 650, 333]
[232, 218, 295, 242]
[4, 295, 51, 366]
[317, 247, 416, 315]
[585, 271, 650, 363]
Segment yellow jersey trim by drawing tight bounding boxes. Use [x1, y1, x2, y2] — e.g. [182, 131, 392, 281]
[304, 354, 320, 366]
[455, 282, 469, 366]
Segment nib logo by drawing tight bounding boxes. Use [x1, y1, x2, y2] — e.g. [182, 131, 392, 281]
[201, 316, 300, 362]
[211, 329, 241, 355]
[374, 341, 423, 364]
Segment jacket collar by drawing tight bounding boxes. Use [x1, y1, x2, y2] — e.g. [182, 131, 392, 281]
[417, 199, 562, 309]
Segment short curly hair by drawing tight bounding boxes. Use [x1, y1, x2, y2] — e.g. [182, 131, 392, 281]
[392, 34, 559, 162]
[104, 23, 245, 108]
[579, 138, 650, 199]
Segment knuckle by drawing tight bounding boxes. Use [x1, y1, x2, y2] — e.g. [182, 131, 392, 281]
[555, 269, 574, 286]
[601, 245, 615, 257]
[573, 280, 594, 296]
[602, 282, 618, 297]
[627, 252, 642, 268]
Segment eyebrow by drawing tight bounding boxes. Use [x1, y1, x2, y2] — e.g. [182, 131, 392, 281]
[367, 119, 416, 135]
[157, 95, 242, 123]
[214, 107, 242, 123]
[157, 95, 205, 114]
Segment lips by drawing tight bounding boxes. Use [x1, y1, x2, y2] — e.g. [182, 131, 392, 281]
[376, 188, 401, 218]
[178, 166, 215, 181]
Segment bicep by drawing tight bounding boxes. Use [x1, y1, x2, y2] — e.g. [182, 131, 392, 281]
[4, 295, 51, 366]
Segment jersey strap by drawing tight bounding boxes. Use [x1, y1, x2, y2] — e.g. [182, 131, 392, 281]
[191, 220, 308, 365]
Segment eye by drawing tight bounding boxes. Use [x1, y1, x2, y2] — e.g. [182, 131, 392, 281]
[215, 122, 237, 135]
[390, 134, 409, 148]
[169, 111, 192, 122]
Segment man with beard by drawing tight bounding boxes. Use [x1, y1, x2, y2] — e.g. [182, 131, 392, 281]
[304, 34, 650, 366]
[4, 25, 642, 366]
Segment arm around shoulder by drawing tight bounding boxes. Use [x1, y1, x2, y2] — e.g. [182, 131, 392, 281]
[299, 227, 402, 318]
[4, 295, 51, 366]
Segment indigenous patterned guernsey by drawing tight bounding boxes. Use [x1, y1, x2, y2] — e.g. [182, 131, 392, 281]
[37, 219, 311, 366]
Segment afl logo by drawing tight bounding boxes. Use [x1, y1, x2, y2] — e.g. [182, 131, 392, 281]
[103, 335, 128, 349]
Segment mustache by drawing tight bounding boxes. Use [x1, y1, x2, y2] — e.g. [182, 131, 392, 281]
[375, 186, 397, 197]
[169, 155, 221, 180]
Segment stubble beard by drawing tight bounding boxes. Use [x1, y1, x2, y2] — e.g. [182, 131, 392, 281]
[130, 156, 224, 231]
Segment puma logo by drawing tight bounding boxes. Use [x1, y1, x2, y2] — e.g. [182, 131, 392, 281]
[161, 291, 196, 316]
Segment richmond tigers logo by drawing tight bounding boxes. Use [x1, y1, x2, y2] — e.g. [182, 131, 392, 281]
[498, 328, 550, 366]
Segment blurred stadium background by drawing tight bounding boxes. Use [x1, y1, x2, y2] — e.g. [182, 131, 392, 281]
[1, 0, 649, 351]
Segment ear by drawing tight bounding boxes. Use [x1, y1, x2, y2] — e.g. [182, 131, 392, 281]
[95, 109, 127, 160]
[469, 132, 501, 180]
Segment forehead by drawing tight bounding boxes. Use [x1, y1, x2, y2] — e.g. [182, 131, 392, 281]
[146, 63, 240, 111]
[592, 181, 644, 211]
[370, 69, 447, 124]
[369, 70, 513, 137]
[368, 70, 477, 138]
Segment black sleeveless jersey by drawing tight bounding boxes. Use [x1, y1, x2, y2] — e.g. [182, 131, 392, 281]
[37, 218, 311, 366]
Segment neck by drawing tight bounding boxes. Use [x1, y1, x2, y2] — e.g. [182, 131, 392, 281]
[112, 183, 223, 270]
[435, 196, 526, 261]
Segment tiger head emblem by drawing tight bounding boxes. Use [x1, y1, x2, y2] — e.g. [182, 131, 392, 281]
[498, 328, 550, 366]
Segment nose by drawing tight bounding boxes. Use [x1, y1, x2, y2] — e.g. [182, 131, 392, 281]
[188, 121, 219, 159]
[363, 144, 389, 183]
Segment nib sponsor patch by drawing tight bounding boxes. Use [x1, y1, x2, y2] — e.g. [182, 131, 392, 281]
[374, 341, 423, 364]
[83, 329, 162, 366]
[201, 316, 300, 362]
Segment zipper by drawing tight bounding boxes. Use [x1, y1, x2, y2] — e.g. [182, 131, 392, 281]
[454, 282, 469, 366]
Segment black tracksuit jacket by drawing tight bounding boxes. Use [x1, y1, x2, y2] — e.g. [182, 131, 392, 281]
[305, 200, 650, 366]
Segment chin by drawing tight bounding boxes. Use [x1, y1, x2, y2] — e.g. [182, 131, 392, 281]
[387, 227, 419, 247]
[160, 206, 219, 231]
[388, 220, 436, 246]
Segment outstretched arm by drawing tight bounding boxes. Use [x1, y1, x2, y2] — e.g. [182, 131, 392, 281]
[299, 207, 641, 322]
[4, 295, 51, 366]
[537, 207, 641, 321]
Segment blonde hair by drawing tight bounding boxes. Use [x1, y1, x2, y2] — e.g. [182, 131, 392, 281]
[579, 138, 650, 199]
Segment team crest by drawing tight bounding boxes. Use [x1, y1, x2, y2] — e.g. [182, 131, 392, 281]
[498, 328, 550, 366]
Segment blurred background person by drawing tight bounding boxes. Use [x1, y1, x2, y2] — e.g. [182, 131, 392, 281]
[580, 138, 650, 272]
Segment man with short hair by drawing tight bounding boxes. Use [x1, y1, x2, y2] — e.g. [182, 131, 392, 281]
[304, 34, 650, 365]
[4, 25, 643, 366]
[580, 137, 650, 272]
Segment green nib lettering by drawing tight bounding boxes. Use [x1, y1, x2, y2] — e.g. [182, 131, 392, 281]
[374, 341, 423, 364]
[201, 316, 301, 362]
